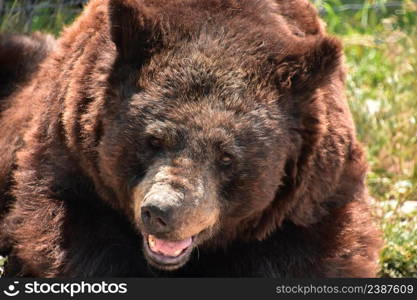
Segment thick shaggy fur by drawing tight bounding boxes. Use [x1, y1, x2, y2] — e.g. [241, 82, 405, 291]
[0, 0, 381, 277]
[0, 33, 56, 261]
[0, 33, 55, 102]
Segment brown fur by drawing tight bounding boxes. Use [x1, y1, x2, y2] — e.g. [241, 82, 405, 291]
[0, 0, 381, 277]
[0, 33, 56, 257]
[0, 33, 55, 102]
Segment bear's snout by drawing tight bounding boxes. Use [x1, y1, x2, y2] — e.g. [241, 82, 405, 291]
[141, 192, 180, 235]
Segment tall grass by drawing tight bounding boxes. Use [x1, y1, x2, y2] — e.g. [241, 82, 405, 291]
[0, 0, 81, 35]
[0, 0, 416, 277]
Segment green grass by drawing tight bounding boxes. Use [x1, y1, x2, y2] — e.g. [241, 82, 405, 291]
[318, 0, 417, 277]
[0, 0, 416, 277]
[0, 0, 80, 35]
[0, 255, 6, 276]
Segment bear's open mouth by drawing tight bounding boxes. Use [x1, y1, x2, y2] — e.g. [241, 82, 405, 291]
[143, 234, 194, 270]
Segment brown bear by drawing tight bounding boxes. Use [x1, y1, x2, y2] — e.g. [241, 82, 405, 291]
[0, 0, 381, 277]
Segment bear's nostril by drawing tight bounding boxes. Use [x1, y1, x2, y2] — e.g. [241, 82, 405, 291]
[141, 203, 172, 233]
[143, 210, 151, 221]
[156, 217, 167, 227]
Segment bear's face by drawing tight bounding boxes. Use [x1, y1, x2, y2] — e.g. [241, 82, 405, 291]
[75, 0, 342, 271]
[97, 49, 292, 270]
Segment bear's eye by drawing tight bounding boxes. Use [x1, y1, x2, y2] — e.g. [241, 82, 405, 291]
[219, 153, 234, 167]
[148, 136, 163, 150]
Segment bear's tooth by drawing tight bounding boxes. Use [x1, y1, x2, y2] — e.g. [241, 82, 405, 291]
[148, 235, 155, 249]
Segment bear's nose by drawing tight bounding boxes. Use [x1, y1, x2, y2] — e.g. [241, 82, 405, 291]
[141, 193, 178, 234]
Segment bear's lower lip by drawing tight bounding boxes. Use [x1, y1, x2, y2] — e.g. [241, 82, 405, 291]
[143, 234, 194, 270]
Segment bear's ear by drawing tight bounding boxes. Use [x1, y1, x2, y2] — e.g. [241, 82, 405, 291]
[108, 0, 159, 64]
[275, 36, 343, 93]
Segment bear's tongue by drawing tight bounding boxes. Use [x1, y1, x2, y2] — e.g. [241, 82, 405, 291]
[148, 235, 192, 257]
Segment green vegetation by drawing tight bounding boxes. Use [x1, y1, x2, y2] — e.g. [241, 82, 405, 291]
[0, 0, 80, 35]
[316, 0, 417, 277]
[0, 255, 6, 276]
[0, 0, 416, 277]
